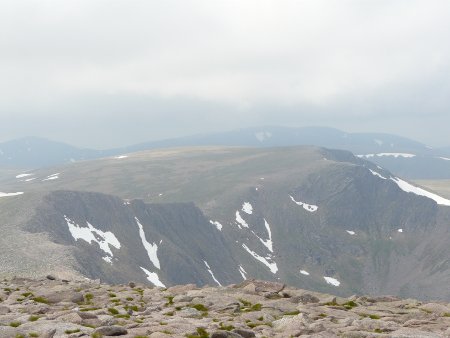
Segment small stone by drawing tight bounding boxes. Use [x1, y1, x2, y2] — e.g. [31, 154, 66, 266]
[93, 325, 128, 336]
[128, 281, 136, 288]
[232, 328, 256, 337]
[46, 275, 56, 280]
[0, 305, 10, 314]
[211, 330, 244, 338]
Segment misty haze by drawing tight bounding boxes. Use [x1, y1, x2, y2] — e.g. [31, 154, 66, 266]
[1, 1, 450, 337]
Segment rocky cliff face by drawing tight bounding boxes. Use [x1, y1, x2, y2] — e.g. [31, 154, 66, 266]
[1, 277, 450, 337]
[1, 146, 450, 301]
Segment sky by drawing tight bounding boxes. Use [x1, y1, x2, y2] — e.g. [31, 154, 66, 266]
[1, 0, 450, 149]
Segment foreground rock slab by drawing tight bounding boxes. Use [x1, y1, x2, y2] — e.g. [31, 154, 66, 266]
[1, 278, 449, 337]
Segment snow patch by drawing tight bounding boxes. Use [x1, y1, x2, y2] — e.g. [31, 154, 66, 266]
[16, 173, 33, 178]
[390, 177, 450, 206]
[374, 139, 383, 146]
[346, 230, 356, 235]
[289, 195, 318, 212]
[209, 220, 223, 231]
[140, 267, 165, 287]
[102, 256, 113, 264]
[64, 216, 121, 261]
[238, 265, 247, 280]
[300, 270, 310, 276]
[114, 155, 128, 159]
[242, 243, 278, 274]
[135, 217, 161, 269]
[438, 157, 450, 161]
[369, 169, 387, 180]
[358, 153, 416, 159]
[398, 228, 403, 233]
[235, 211, 249, 229]
[253, 219, 273, 253]
[242, 202, 253, 214]
[255, 131, 272, 142]
[42, 173, 59, 181]
[324, 276, 340, 286]
[204, 261, 222, 286]
[0, 191, 24, 197]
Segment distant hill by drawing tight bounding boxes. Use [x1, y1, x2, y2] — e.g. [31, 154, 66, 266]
[1, 127, 450, 178]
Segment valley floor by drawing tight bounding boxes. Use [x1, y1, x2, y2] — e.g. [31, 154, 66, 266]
[1, 278, 449, 337]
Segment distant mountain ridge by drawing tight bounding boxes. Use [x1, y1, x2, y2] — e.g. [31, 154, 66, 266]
[2, 146, 450, 300]
[1, 127, 450, 178]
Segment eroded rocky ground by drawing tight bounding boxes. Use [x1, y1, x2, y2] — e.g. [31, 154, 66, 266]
[1, 277, 450, 338]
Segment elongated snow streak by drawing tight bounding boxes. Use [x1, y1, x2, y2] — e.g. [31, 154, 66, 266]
[0, 192, 24, 197]
[65, 216, 121, 261]
[135, 217, 161, 269]
[346, 230, 356, 235]
[16, 173, 33, 178]
[242, 202, 253, 214]
[42, 173, 60, 181]
[209, 220, 223, 231]
[300, 270, 310, 276]
[242, 244, 278, 274]
[324, 276, 340, 286]
[439, 157, 450, 161]
[252, 219, 274, 253]
[238, 265, 247, 280]
[390, 177, 450, 206]
[369, 169, 387, 180]
[114, 155, 128, 159]
[357, 153, 415, 158]
[140, 266, 165, 287]
[289, 195, 318, 212]
[235, 211, 249, 229]
[204, 260, 222, 286]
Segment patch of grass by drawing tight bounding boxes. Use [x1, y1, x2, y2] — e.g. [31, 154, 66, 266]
[32, 296, 49, 304]
[126, 297, 134, 301]
[91, 333, 103, 338]
[369, 314, 381, 320]
[318, 313, 327, 317]
[109, 293, 117, 298]
[185, 327, 209, 338]
[219, 322, 235, 331]
[108, 307, 119, 315]
[80, 307, 100, 311]
[343, 301, 358, 309]
[115, 314, 130, 319]
[21, 292, 33, 297]
[257, 316, 264, 321]
[84, 293, 94, 302]
[190, 303, 208, 312]
[15, 335, 25, 338]
[443, 313, 450, 317]
[238, 298, 252, 307]
[284, 310, 300, 316]
[65, 329, 81, 334]
[165, 295, 174, 305]
[29, 315, 40, 322]
[9, 321, 22, 327]
[250, 303, 262, 311]
[29, 333, 39, 337]
[125, 305, 139, 312]
[164, 311, 175, 316]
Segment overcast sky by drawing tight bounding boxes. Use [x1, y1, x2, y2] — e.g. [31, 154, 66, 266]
[1, 0, 450, 148]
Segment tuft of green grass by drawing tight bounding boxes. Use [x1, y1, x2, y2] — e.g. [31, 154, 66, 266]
[29, 333, 39, 337]
[65, 329, 81, 334]
[126, 297, 134, 301]
[165, 295, 174, 305]
[343, 301, 358, 309]
[91, 333, 103, 338]
[238, 298, 252, 307]
[190, 304, 208, 312]
[443, 313, 450, 317]
[108, 307, 119, 315]
[32, 296, 49, 304]
[10, 321, 22, 327]
[284, 310, 300, 316]
[21, 292, 33, 297]
[219, 322, 235, 331]
[369, 314, 381, 320]
[109, 293, 117, 298]
[29, 315, 40, 322]
[84, 293, 94, 302]
[185, 327, 209, 338]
